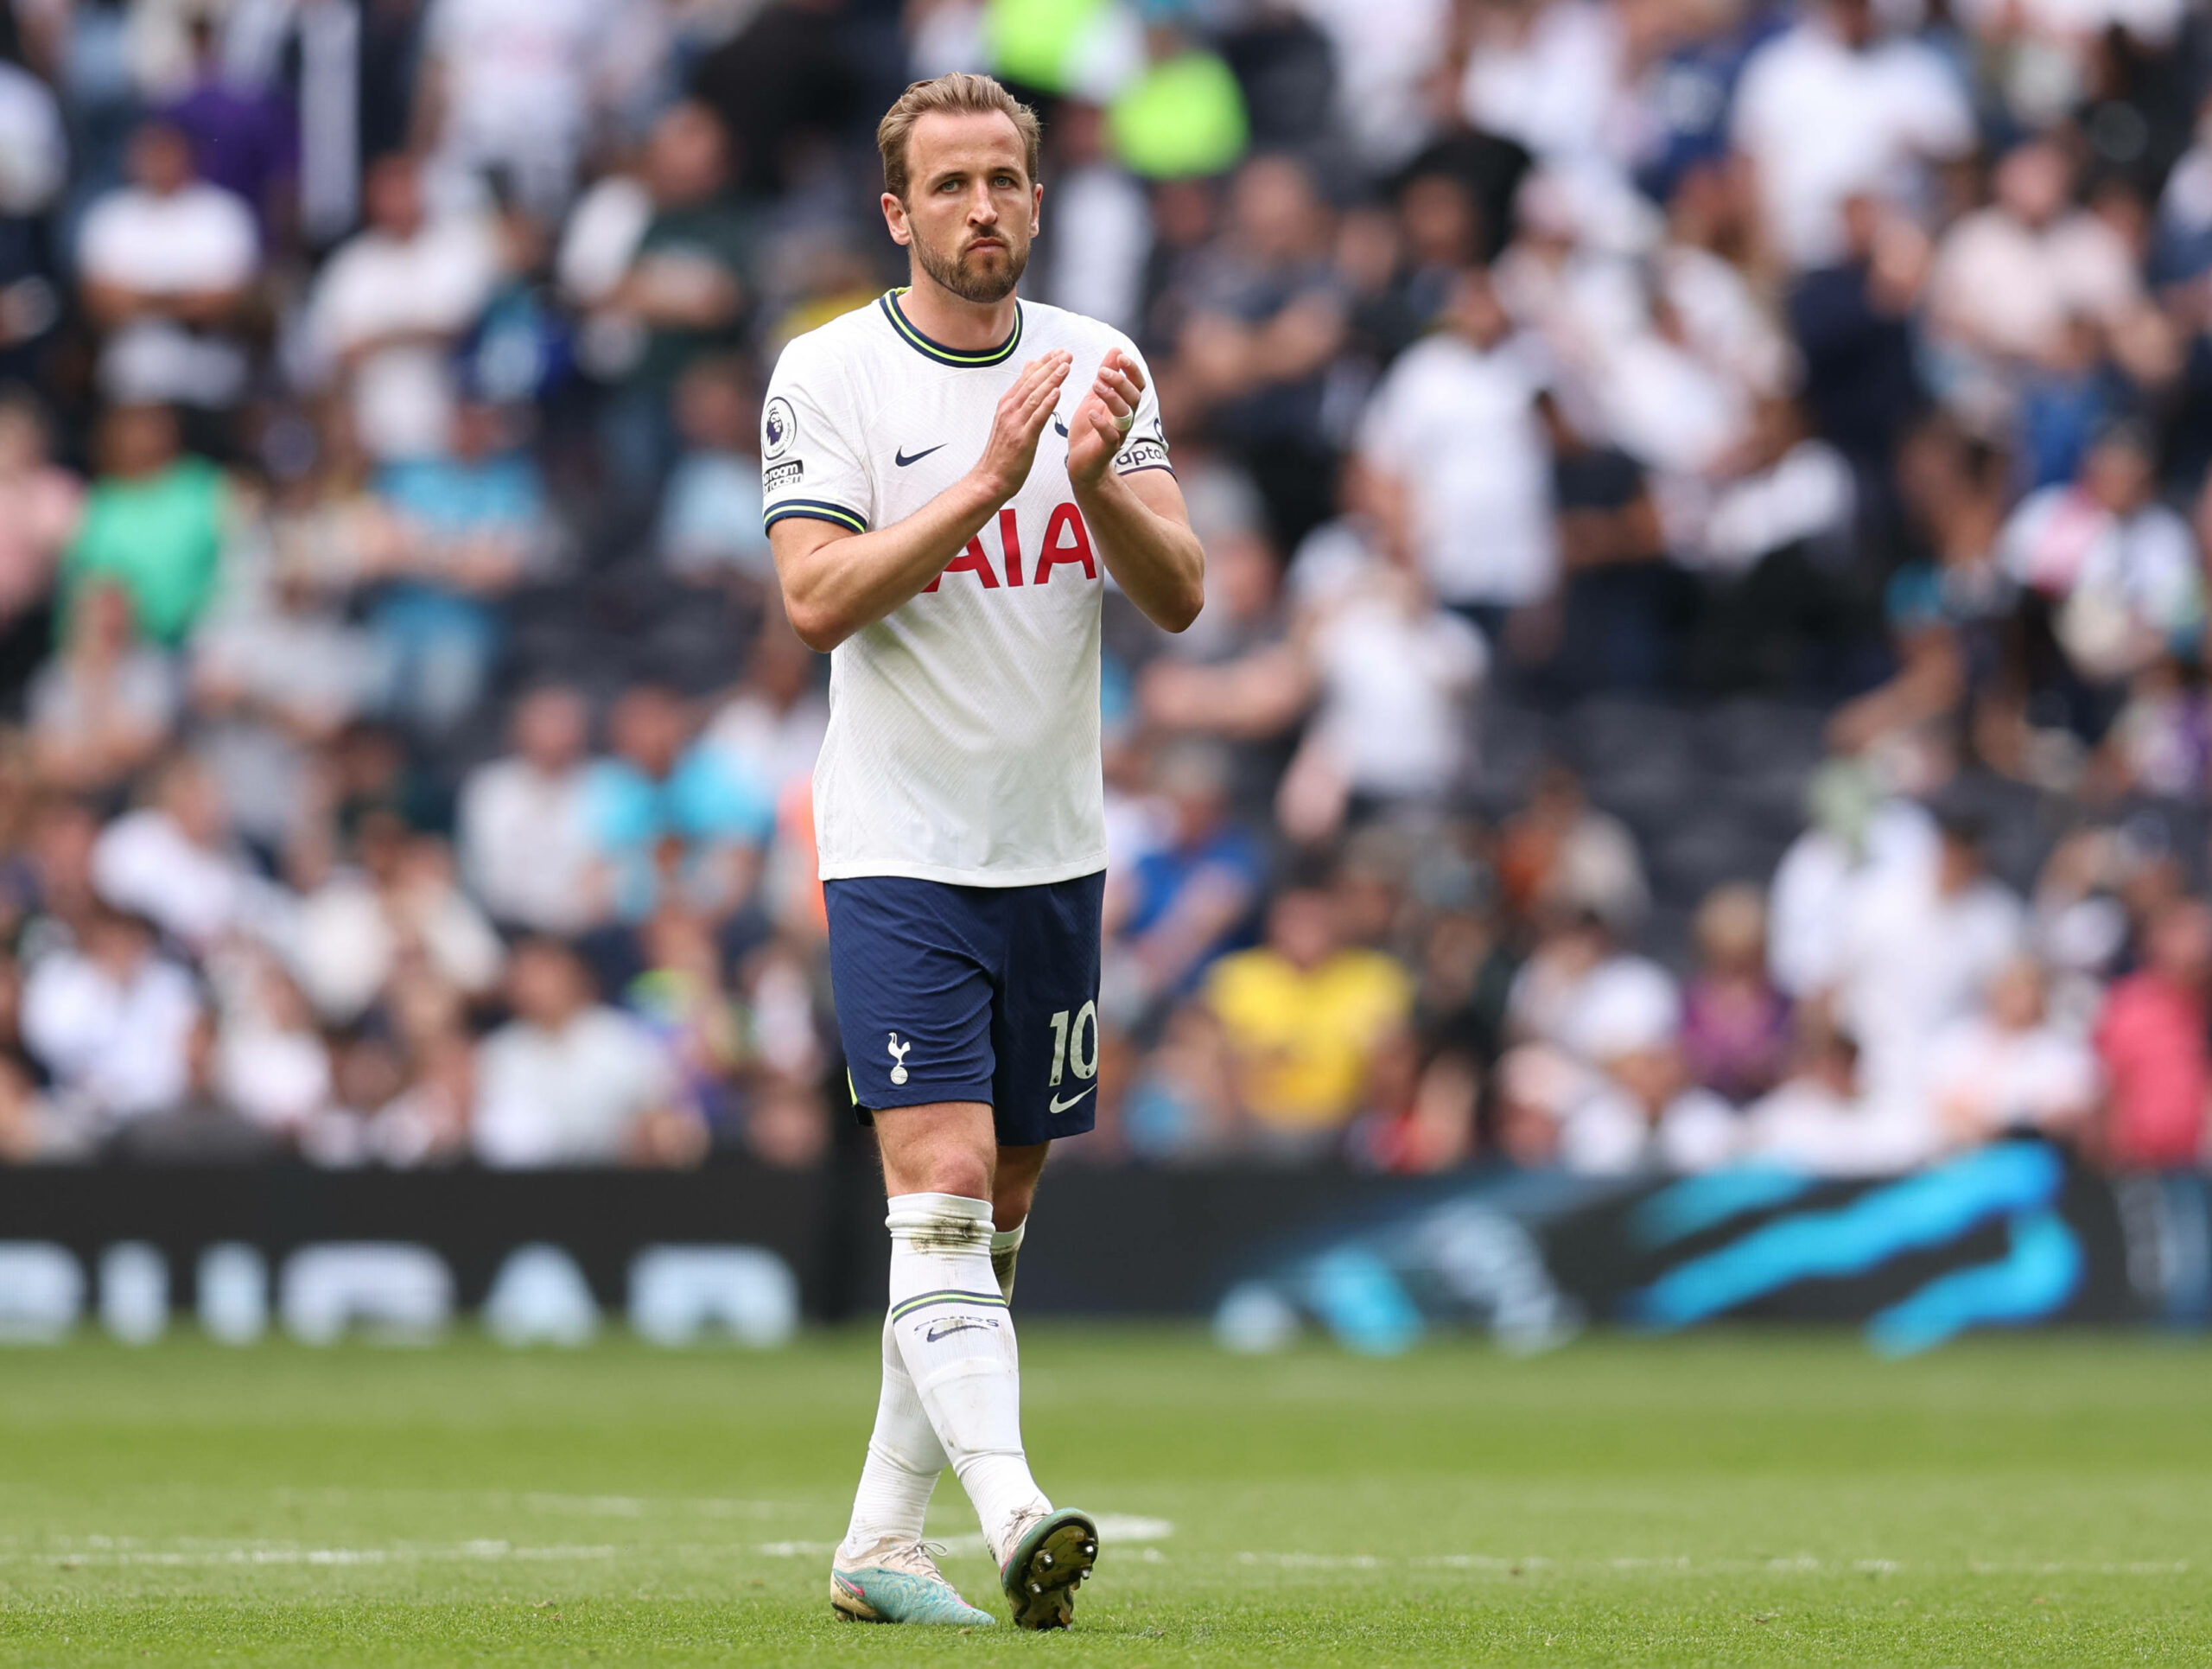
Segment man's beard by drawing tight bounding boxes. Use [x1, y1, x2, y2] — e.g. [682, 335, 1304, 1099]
[914, 226, 1028, 303]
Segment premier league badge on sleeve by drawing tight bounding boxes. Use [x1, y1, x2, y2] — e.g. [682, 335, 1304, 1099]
[764, 396, 797, 461]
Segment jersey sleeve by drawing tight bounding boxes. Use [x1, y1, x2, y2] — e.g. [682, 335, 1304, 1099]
[760, 338, 874, 538]
[1109, 338, 1173, 477]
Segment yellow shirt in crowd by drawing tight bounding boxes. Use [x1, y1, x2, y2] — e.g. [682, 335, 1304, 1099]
[1204, 948, 1414, 1131]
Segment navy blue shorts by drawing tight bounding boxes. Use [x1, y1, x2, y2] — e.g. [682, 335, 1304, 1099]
[823, 870, 1106, 1147]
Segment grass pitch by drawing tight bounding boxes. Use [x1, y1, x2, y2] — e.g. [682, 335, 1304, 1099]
[0, 1328, 2207, 1665]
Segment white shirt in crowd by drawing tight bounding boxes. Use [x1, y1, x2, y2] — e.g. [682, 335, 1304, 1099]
[1731, 20, 1974, 270]
[1924, 1016, 2100, 1143]
[307, 212, 499, 461]
[473, 1007, 677, 1167]
[1741, 1074, 1935, 1175]
[704, 691, 830, 805]
[1767, 799, 1938, 1000]
[1998, 487, 2202, 682]
[1290, 525, 1487, 800]
[1835, 868, 2026, 1104]
[457, 756, 601, 934]
[92, 808, 264, 954]
[762, 293, 1167, 885]
[1560, 1083, 1738, 1175]
[1357, 331, 1557, 608]
[291, 870, 505, 1022]
[1929, 207, 2142, 361]
[424, 0, 605, 194]
[1298, 0, 1452, 169]
[77, 179, 259, 406]
[21, 949, 200, 1122]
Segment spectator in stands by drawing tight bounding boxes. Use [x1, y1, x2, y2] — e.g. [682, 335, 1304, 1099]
[293, 813, 504, 1024]
[586, 683, 774, 931]
[188, 515, 383, 856]
[105, 1010, 283, 1164]
[1742, 1005, 1930, 1175]
[1834, 806, 2025, 1105]
[1276, 505, 1486, 844]
[75, 118, 258, 424]
[1138, 523, 1309, 811]
[1346, 1029, 1480, 1174]
[1789, 190, 1928, 485]
[21, 903, 200, 1129]
[1176, 154, 1348, 547]
[1926, 138, 2164, 435]
[28, 582, 176, 799]
[1354, 266, 1554, 644]
[702, 618, 829, 811]
[473, 935, 703, 1168]
[459, 684, 601, 936]
[1103, 741, 1265, 1023]
[91, 752, 265, 955]
[61, 404, 226, 649]
[411, 0, 613, 216]
[1830, 419, 2014, 769]
[1927, 955, 2099, 1151]
[1681, 883, 1791, 1104]
[622, 904, 747, 1142]
[0, 1048, 86, 1163]
[576, 102, 754, 495]
[2094, 895, 2212, 1169]
[160, 14, 297, 239]
[1204, 864, 1414, 1158]
[0, 392, 79, 710]
[1497, 764, 1649, 934]
[213, 953, 333, 1139]
[658, 355, 772, 592]
[371, 396, 559, 732]
[1998, 423, 2203, 739]
[1728, 0, 1974, 274]
[1555, 955, 1738, 1175]
[306, 153, 498, 465]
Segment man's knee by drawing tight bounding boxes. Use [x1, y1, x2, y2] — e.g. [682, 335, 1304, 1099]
[875, 1102, 996, 1201]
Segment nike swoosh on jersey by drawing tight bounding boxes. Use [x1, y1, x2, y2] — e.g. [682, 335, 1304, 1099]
[1048, 1085, 1096, 1115]
[894, 443, 946, 467]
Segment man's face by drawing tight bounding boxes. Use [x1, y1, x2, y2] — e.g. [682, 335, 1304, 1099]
[130, 126, 194, 195]
[885, 111, 1039, 304]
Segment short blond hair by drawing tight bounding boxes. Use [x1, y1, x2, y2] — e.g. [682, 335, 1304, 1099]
[876, 73, 1042, 203]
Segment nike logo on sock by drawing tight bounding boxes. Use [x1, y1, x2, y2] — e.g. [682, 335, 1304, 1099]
[1048, 1085, 1096, 1115]
[894, 443, 946, 467]
[925, 1318, 998, 1341]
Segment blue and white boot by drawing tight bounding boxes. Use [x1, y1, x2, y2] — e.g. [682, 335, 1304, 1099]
[830, 1541, 998, 1625]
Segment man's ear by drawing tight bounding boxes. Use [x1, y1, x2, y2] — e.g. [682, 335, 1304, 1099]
[881, 191, 912, 248]
[1030, 182, 1043, 239]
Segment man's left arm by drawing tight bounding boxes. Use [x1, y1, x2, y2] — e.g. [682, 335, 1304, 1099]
[1067, 349, 1205, 634]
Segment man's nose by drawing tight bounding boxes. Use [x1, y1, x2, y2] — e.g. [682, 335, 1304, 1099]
[969, 185, 999, 222]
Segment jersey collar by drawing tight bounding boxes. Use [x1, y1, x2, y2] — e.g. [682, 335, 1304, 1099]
[880, 288, 1023, 368]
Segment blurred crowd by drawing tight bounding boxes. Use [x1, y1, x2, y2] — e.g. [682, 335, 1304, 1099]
[3, 0, 2212, 1175]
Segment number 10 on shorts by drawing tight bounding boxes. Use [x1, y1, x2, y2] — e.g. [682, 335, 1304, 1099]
[1046, 1002, 1100, 1088]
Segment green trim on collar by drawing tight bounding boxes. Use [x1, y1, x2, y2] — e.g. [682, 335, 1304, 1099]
[879, 289, 1023, 367]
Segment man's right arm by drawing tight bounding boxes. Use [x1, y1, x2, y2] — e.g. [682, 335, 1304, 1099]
[770, 349, 1070, 653]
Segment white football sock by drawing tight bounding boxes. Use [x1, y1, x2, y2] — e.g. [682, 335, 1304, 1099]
[836, 1311, 946, 1564]
[887, 1192, 1050, 1563]
[990, 1220, 1026, 1304]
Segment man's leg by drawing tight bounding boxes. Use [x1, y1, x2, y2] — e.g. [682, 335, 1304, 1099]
[874, 1105, 1052, 1563]
[991, 1143, 1048, 1303]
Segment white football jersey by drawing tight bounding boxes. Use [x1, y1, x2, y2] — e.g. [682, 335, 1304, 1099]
[762, 290, 1171, 887]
